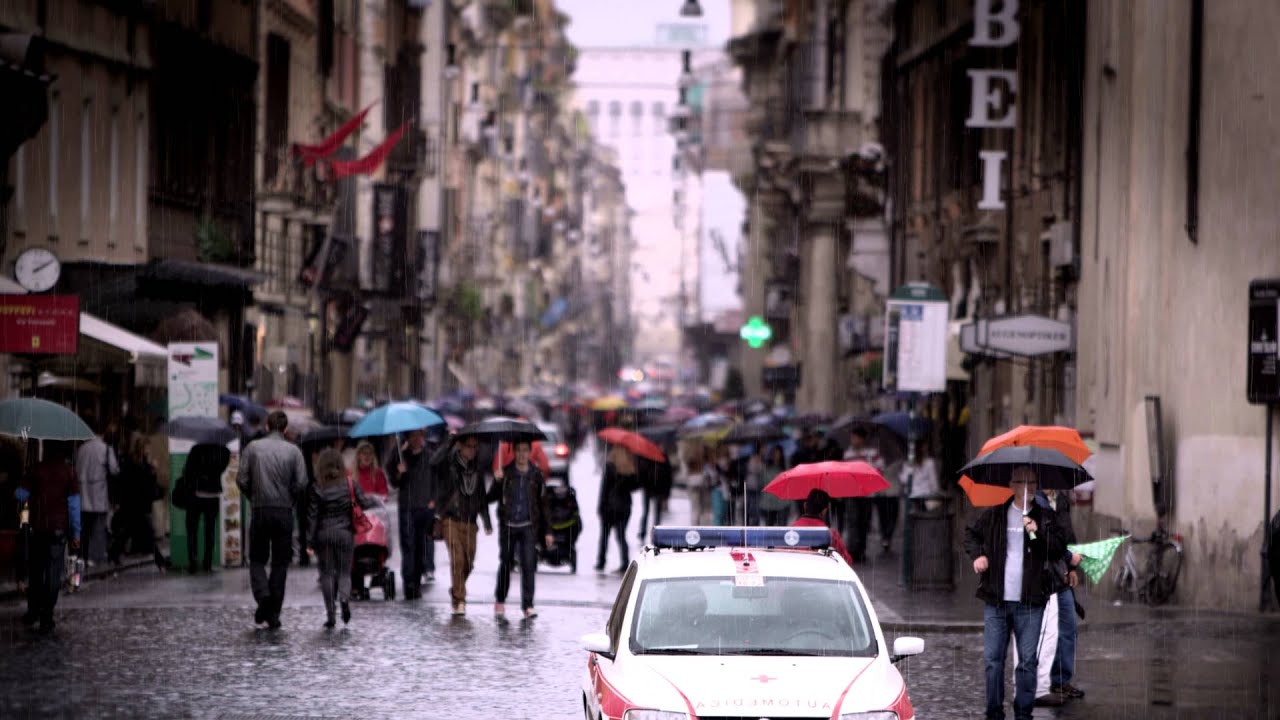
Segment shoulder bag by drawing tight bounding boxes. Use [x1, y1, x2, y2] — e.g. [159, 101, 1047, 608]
[348, 477, 373, 535]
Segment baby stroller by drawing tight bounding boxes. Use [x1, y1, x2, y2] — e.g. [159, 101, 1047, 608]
[540, 477, 582, 573]
[351, 501, 395, 600]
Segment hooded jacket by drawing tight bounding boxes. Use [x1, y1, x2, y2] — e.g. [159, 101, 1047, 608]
[963, 497, 1067, 607]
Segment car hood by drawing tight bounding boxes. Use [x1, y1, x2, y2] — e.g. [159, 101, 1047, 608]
[630, 654, 904, 717]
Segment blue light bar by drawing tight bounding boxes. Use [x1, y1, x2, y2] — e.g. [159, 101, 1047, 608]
[651, 526, 831, 551]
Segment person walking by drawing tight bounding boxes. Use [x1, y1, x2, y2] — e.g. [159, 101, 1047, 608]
[757, 445, 791, 526]
[489, 440, 551, 618]
[595, 444, 638, 573]
[184, 443, 231, 573]
[793, 489, 853, 565]
[306, 448, 374, 628]
[108, 432, 160, 565]
[236, 411, 308, 629]
[963, 467, 1068, 720]
[432, 434, 491, 615]
[635, 455, 672, 542]
[387, 428, 437, 599]
[843, 427, 885, 561]
[74, 422, 118, 566]
[15, 440, 80, 633]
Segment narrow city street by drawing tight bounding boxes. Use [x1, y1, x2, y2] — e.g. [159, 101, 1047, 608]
[3, 444, 1278, 718]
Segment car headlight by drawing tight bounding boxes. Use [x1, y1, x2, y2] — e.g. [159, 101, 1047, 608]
[839, 713, 898, 720]
[622, 711, 688, 720]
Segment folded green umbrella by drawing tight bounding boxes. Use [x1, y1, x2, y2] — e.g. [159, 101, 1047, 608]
[1068, 534, 1128, 585]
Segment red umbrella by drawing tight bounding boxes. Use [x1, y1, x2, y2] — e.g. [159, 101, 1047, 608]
[597, 427, 666, 462]
[763, 461, 889, 500]
[493, 441, 551, 475]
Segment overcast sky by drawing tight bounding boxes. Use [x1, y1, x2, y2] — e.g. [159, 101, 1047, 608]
[556, 0, 731, 48]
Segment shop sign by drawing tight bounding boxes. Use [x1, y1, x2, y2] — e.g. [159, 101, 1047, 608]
[1248, 278, 1280, 404]
[967, 0, 1020, 210]
[0, 294, 78, 354]
[983, 314, 1073, 356]
[884, 283, 949, 393]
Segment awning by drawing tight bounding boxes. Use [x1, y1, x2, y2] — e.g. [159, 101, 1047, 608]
[79, 312, 168, 387]
[145, 258, 269, 288]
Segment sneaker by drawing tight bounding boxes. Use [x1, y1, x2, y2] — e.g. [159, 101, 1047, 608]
[1052, 683, 1085, 699]
[494, 602, 505, 615]
[426, 572, 435, 582]
[323, 618, 336, 629]
[1034, 693, 1065, 707]
[452, 603, 465, 616]
[524, 607, 538, 619]
[267, 617, 282, 630]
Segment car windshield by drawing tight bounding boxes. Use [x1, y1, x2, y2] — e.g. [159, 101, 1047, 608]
[541, 427, 561, 444]
[629, 576, 878, 657]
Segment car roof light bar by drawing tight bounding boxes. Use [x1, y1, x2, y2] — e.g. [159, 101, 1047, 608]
[651, 526, 831, 551]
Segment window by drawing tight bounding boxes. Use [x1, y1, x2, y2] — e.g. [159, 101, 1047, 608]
[651, 102, 665, 135]
[48, 92, 59, 233]
[586, 99, 599, 135]
[265, 33, 291, 185]
[135, 112, 146, 245]
[630, 100, 643, 136]
[80, 97, 91, 239]
[608, 100, 621, 138]
[109, 107, 119, 244]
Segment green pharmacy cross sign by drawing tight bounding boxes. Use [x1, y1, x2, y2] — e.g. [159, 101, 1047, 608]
[739, 316, 773, 348]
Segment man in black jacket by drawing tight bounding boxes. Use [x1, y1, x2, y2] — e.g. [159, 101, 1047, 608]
[963, 468, 1067, 720]
[387, 429, 436, 600]
[432, 435, 492, 615]
[489, 440, 552, 619]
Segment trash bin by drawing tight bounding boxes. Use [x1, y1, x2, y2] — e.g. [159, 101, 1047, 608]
[908, 495, 954, 590]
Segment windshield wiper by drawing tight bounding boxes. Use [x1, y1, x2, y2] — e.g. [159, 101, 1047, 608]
[719, 648, 831, 656]
[641, 647, 708, 655]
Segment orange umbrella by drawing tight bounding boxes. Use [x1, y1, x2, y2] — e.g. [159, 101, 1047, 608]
[597, 427, 666, 462]
[493, 441, 551, 475]
[960, 425, 1091, 506]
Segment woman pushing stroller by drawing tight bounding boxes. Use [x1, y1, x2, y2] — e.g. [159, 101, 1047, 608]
[307, 448, 377, 628]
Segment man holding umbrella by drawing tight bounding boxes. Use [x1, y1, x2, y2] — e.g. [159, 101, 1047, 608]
[387, 428, 437, 599]
[963, 463, 1070, 720]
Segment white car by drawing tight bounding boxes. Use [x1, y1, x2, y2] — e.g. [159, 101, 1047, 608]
[538, 422, 571, 479]
[579, 526, 924, 720]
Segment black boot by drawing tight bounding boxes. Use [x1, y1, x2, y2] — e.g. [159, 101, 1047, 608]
[340, 601, 351, 625]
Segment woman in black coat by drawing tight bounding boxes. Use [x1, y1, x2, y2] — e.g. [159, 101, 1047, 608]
[595, 445, 638, 573]
[307, 448, 374, 627]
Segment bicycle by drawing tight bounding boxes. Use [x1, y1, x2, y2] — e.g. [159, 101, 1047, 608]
[1111, 526, 1183, 606]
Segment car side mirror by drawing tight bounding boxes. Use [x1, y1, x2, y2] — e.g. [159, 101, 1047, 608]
[890, 636, 924, 663]
[580, 632, 615, 660]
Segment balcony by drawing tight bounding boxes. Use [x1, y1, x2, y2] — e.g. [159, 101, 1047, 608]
[258, 151, 338, 223]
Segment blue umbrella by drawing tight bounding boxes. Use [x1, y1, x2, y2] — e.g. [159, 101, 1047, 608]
[348, 402, 445, 438]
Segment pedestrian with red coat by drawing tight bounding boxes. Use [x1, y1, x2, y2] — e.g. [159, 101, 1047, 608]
[793, 489, 853, 566]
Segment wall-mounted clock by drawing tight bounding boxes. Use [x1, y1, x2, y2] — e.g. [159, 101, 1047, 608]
[14, 247, 62, 293]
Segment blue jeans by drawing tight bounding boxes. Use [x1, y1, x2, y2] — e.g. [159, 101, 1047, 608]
[1051, 588, 1077, 686]
[983, 601, 1044, 720]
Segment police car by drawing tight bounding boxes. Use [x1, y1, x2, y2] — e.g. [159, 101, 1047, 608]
[579, 526, 924, 720]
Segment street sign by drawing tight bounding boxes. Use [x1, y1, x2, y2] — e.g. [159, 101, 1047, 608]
[739, 315, 773, 349]
[982, 314, 1074, 356]
[1248, 278, 1280, 404]
[884, 283, 948, 393]
[0, 294, 79, 355]
[959, 320, 1012, 358]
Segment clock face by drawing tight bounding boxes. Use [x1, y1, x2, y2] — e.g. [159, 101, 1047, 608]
[14, 247, 61, 292]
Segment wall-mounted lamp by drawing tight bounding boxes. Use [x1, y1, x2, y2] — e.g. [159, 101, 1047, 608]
[679, 0, 703, 18]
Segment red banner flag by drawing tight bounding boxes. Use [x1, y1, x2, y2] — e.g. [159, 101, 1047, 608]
[293, 104, 373, 166]
[328, 123, 408, 179]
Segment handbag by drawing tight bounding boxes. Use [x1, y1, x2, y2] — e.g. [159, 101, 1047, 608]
[172, 473, 195, 510]
[349, 478, 373, 535]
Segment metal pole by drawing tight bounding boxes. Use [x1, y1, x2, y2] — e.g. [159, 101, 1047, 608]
[902, 394, 917, 587]
[1262, 404, 1274, 611]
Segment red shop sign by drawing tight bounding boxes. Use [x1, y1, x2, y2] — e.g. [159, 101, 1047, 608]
[0, 294, 79, 355]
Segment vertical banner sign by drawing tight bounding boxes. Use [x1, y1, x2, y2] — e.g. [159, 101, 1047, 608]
[372, 183, 407, 295]
[166, 342, 234, 567]
[1248, 279, 1280, 404]
[884, 284, 949, 393]
[966, 0, 1020, 210]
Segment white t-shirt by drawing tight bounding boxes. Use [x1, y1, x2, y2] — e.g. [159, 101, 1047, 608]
[1003, 503, 1025, 602]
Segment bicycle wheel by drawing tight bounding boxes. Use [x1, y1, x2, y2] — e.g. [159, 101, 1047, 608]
[1145, 542, 1182, 606]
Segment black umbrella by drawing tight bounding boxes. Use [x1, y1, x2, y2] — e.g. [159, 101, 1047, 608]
[300, 425, 348, 447]
[722, 421, 788, 445]
[160, 416, 237, 446]
[455, 417, 546, 444]
[958, 445, 1091, 490]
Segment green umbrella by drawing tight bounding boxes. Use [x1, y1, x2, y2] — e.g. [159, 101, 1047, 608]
[1068, 534, 1129, 585]
[0, 398, 95, 441]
